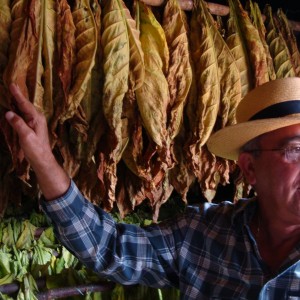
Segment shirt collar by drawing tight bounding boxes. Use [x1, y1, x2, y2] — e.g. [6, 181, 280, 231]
[231, 197, 258, 230]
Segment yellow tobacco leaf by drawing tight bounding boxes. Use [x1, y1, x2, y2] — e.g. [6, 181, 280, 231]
[99, 0, 132, 209]
[187, 0, 220, 148]
[229, 0, 269, 87]
[40, 0, 57, 121]
[276, 8, 300, 76]
[184, 0, 220, 184]
[205, 7, 241, 129]
[126, 1, 144, 91]
[264, 5, 295, 79]
[162, 0, 192, 140]
[247, 0, 276, 81]
[60, 0, 97, 122]
[135, 1, 170, 148]
[26, 0, 46, 118]
[226, 0, 252, 98]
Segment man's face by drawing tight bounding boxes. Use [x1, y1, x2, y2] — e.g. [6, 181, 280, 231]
[239, 124, 300, 220]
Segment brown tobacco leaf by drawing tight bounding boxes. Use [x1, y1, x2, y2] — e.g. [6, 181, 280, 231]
[226, 0, 252, 98]
[205, 4, 241, 191]
[50, 0, 76, 144]
[185, 0, 220, 181]
[4, 0, 41, 103]
[0, 0, 11, 108]
[59, 0, 97, 123]
[3, 0, 42, 182]
[99, 0, 133, 210]
[169, 126, 195, 202]
[126, 1, 145, 92]
[75, 0, 104, 200]
[264, 5, 295, 79]
[276, 8, 300, 76]
[130, 1, 173, 193]
[162, 0, 192, 140]
[40, 0, 56, 121]
[63, 0, 103, 184]
[247, 0, 276, 81]
[135, 1, 170, 150]
[228, 0, 269, 87]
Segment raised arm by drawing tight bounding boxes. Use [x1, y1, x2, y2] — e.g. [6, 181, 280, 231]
[5, 84, 70, 200]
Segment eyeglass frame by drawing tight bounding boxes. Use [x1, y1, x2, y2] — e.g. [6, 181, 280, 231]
[245, 145, 300, 163]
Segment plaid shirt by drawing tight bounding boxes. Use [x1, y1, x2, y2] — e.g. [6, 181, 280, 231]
[41, 180, 300, 300]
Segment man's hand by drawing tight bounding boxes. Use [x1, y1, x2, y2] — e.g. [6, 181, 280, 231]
[5, 84, 71, 200]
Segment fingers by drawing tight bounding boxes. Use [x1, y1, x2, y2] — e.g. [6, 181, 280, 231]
[9, 83, 37, 122]
[5, 110, 33, 138]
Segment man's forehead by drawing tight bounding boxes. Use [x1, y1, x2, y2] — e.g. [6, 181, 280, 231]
[260, 124, 300, 145]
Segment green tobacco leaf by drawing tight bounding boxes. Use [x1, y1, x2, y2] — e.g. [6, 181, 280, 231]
[0, 251, 12, 276]
[15, 220, 36, 250]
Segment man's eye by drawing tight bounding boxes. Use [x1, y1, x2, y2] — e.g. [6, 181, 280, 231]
[290, 146, 300, 153]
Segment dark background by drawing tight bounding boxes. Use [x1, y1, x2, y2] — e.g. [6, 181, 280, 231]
[214, 0, 300, 22]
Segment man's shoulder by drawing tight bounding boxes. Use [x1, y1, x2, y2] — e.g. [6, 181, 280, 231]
[184, 198, 256, 226]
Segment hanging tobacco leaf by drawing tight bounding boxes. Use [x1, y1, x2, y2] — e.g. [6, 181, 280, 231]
[135, 1, 170, 151]
[0, 0, 11, 108]
[162, 0, 192, 140]
[247, 0, 276, 81]
[169, 125, 195, 202]
[124, 1, 173, 206]
[207, 2, 241, 191]
[228, 0, 269, 87]
[59, 0, 97, 123]
[75, 0, 104, 205]
[49, 0, 76, 145]
[40, 0, 57, 121]
[99, 0, 132, 210]
[226, 0, 252, 97]
[264, 4, 295, 78]
[3, 0, 43, 182]
[185, 0, 220, 182]
[276, 8, 300, 76]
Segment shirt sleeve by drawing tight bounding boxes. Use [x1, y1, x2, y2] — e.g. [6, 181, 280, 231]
[41, 180, 187, 288]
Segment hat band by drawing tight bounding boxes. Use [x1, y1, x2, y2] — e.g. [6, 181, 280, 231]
[249, 100, 300, 121]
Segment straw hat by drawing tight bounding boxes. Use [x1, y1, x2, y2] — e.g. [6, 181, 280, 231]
[207, 77, 300, 161]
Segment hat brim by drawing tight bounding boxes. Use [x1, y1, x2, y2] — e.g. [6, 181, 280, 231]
[207, 115, 300, 161]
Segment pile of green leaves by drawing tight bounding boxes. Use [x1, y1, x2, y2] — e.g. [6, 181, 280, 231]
[0, 206, 182, 299]
[0, 212, 108, 300]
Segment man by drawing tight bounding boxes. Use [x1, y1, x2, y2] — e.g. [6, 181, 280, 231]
[5, 77, 300, 299]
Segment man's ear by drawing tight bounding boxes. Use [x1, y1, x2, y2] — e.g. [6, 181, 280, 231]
[237, 152, 257, 186]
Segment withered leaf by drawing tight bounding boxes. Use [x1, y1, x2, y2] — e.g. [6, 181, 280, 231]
[162, 0, 192, 140]
[247, 0, 276, 81]
[135, 1, 170, 149]
[226, 0, 252, 97]
[185, 0, 220, 182]
[264, 4, 295, 79]
[276, 8, 300, 76]
[228, 0, 269, 87]
[60, 0, 98, 122]
[40, 0, 57, 121]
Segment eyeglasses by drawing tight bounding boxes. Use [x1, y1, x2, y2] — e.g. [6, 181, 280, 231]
[247, 145, 300, 163]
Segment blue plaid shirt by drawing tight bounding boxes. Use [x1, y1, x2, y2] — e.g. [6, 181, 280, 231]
[41, 180, 300, 299]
